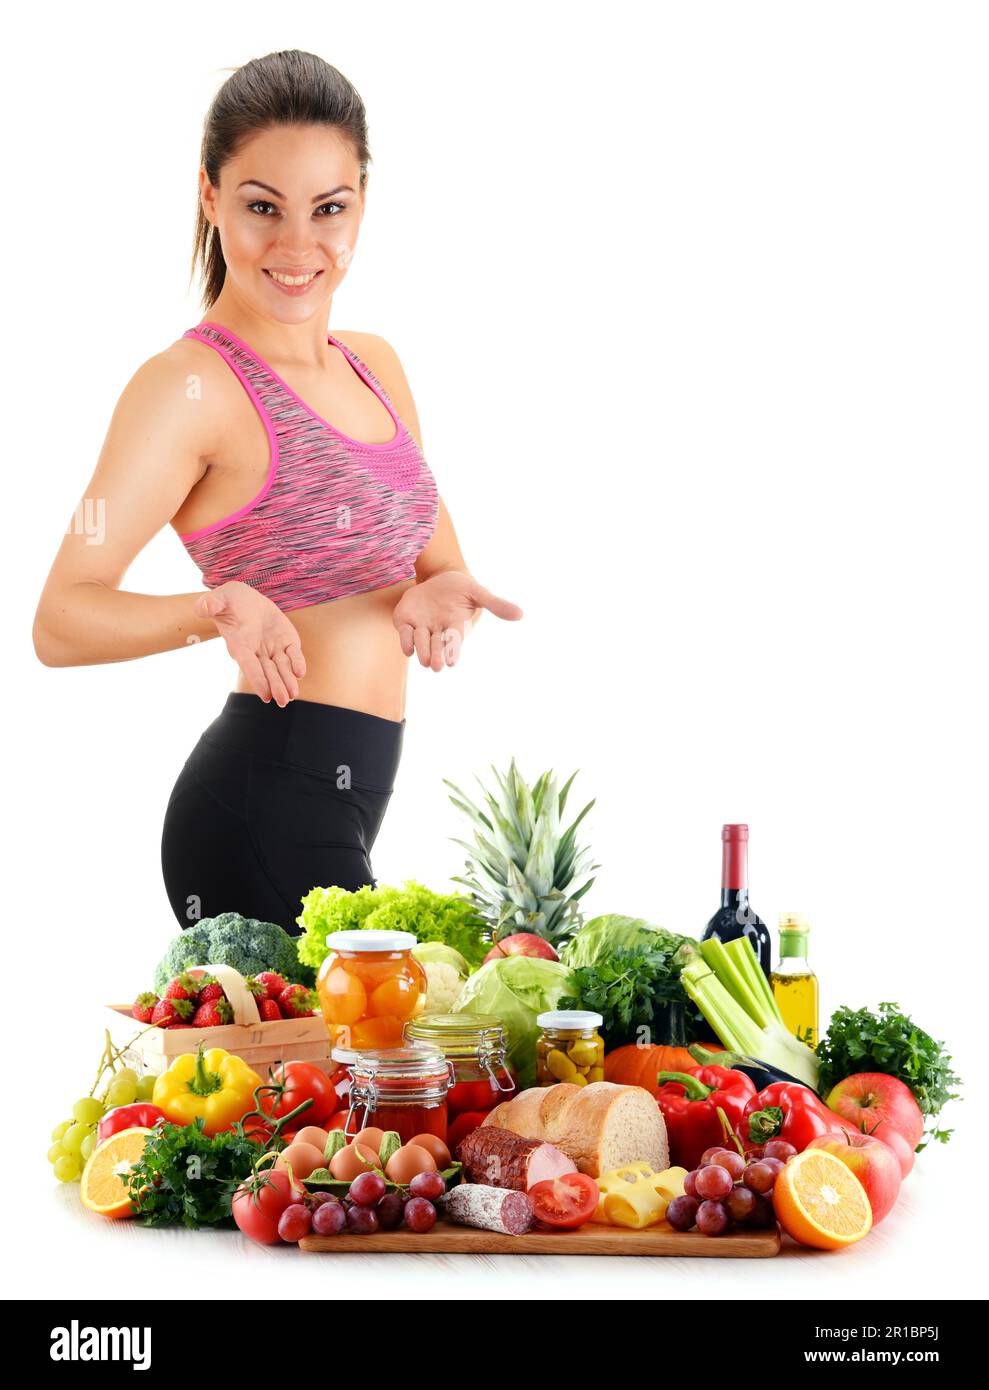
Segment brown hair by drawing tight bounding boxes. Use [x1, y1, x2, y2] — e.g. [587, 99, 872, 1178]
[191, 50, 371, 309]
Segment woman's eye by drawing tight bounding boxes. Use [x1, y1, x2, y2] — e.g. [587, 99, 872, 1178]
[246, 200, 345, 217]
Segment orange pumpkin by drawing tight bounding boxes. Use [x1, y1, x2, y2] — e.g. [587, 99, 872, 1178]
[604, 1043, 724, 1095]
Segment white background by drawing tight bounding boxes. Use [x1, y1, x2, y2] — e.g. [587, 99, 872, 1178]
[4, 0, 985, 1301]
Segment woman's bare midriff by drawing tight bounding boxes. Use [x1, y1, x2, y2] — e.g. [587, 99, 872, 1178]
[233, 578, 414, 722]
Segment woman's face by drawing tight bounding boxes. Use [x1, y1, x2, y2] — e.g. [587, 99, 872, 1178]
[199, 123, 365, 319]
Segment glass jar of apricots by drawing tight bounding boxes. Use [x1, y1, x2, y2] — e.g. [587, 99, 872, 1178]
[316, 931, 427, 1051]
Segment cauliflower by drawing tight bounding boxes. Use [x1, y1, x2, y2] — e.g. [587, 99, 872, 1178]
[422, 960, 467, 1013]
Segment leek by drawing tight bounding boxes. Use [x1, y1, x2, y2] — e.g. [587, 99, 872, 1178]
[680, 944, 819, 1090]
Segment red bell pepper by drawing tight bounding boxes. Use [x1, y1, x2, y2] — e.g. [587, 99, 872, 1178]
[96, 1103, 166, 1146]
[740, 1081, 856, 1154]
[654, 1066, 757, 1170]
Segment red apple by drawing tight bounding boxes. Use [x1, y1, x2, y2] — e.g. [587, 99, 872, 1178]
[825, 1072, 924, 1152]
[483, 933, 559, 965]
[867, 1121, 915, 1179]
[806, 1130, 902, 1224]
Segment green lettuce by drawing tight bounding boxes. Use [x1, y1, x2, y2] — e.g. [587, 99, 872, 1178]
[562, 914, 694, 969]
[295, 881, 488, 971]
[452, 955, 575, 1088]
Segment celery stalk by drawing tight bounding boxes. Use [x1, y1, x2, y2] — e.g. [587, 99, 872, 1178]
[725, 937, 784, 1027]
[681, 955, 819, 1089]
[700, 937, 771, 1029]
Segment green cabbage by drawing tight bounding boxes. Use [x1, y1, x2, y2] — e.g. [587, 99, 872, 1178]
[562, 914, 693, 969]
[452, 955, 574, 1088]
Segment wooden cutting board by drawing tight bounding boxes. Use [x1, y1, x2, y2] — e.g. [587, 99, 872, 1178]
[300, 1219, 781, 1257]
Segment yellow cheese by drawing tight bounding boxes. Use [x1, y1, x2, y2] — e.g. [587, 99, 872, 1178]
[593, 1162, 685, 1230]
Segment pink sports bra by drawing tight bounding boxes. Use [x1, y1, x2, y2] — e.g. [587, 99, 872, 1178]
[177, 321, 439, 613]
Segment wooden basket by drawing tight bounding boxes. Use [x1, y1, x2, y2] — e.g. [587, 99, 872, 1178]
[104, 1005, 336, 1079]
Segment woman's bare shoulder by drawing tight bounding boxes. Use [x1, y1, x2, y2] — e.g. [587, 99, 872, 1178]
[332, 330, 418, 420]
[111, 334, 233, 454]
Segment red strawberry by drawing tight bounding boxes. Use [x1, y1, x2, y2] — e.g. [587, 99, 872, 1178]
[258, 998, 283, 1022]
[195, 976, 227, 1006]
[151, 997, 193, 1027]
[164, 973, 200, 1003]
[193, 999, 233, 1028]
[167, 1022, 196, 1029]
[279, 984, 317, 1019]
[132, 991, 159, 1023]
[254, 971, 288, 1001]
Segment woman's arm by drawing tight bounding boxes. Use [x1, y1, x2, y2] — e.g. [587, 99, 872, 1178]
[33, 346, 221, 666]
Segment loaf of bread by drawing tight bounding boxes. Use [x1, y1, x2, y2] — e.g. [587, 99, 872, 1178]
[482, 1082, 669, 1178]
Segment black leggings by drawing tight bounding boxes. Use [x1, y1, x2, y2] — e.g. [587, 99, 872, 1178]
[161, 693, 404, 936]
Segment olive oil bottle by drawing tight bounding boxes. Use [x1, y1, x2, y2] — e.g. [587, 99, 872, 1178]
[771, 914, 819, 1049]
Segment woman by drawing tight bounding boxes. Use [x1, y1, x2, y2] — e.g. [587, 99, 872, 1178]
[32, 50, 522, 936]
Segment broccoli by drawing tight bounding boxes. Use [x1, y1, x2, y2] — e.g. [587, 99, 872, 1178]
[153, 913, 315, 994]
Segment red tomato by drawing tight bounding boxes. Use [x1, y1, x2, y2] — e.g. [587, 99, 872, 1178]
[260, 1063, 339, 1131]
[232, 1169, 305, 1245]
[528, 1173, 599, 1229]
[230, 1114, 276, 1146]
[447, 1110, 489, 1154]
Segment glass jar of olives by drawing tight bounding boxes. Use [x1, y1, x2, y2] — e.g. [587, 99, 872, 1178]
[535, 1011, 605, 1087]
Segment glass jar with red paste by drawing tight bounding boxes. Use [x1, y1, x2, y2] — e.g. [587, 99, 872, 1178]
[338, 1044, 455, 1146]
[404, 1014, 516, 1145]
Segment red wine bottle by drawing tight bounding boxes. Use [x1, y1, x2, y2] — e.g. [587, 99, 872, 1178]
[702, 823, 771, 977]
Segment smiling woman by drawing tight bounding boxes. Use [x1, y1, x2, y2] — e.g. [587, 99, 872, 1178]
[32, 48, 523, 936]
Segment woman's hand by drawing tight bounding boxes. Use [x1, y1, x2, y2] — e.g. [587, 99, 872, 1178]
[195, 581, 307, 706]
[392, 570, 523, 671]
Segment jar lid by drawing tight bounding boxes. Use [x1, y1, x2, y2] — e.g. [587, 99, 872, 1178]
[348, 1043, 449, 1082]
[406, 1012, 506, 1047]
[326, 930, 417, 953]
[537, 1010, 603, 1029]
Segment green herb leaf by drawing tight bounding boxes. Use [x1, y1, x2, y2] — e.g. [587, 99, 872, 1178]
[125, 1120, 259, 1228]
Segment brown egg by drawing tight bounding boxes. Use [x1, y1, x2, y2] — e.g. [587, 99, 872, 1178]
[350, 1126, 385, 1158]
[385, 1144, 438, 1184]
[291, 1126, 330, 1152]
[410, 1134, 451, 1169]
[275, 1141, 326, 1180]
[329, 1143, 381, 1182]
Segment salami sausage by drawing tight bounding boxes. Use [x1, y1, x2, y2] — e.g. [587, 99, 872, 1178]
[442, 1184, 534, 1235]
[458, 1126, 577, 1191]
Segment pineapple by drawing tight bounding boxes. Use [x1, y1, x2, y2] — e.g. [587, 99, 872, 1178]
[445, 758, 598, 945]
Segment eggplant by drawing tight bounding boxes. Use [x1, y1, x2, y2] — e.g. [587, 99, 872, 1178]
[687, 1044, 822, 1096]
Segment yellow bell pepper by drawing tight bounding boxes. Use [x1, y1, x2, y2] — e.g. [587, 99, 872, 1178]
[153, 1044, 261, 1136]
[592, 1163, 690, 1229]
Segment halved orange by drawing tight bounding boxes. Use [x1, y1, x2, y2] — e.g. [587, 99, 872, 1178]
[80, 1127, 152, 1219]
[773, 1148, 873, 1250]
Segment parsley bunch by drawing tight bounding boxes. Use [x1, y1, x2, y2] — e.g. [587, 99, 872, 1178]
[126, 1120, 259, 1228]
[560, 944, 705, 1049]
[816, 1002, 961, 1146]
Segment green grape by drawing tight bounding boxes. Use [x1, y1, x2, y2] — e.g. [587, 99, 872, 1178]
[135, 1075, 157, 1102]
[61, 1122, 90, 1157]
[48, 1142, 65, 1165]
[72, 1096, 105, 1126]
[53, 1154, 81, 1183]
[105, 1076, 138, 1107]
[51, 1120, 73, 1142]
[114, 1067, 138, 1088]
[80, 1133, 96, 1161]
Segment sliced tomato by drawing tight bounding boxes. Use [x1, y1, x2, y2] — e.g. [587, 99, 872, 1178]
[528, 1173, 599, 1229]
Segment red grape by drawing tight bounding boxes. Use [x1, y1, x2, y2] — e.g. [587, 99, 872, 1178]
[715, 1150, 746, 1181]
[375, 1192, 404, 1230]
[666, 1195, 699, 1231]
[346, 1204, 380, 1234]
[764, 1139, 797, 1162]
[726, 1184, 757, 1222]
[312, 1200, 346, 1235]
[742, 1162, 776, 1194]
[307, 1191, 338, 1210]
[404, 1197, 437, 1233]
[695, 1199, 729, 1235]
[749, 1194, 776, 1228]
[761, 1157, 785, 1181]
[695, 1164, 733, 1200]
[745, 1144, 766, 1162]
[683, 1169, 701, 1199]
[349, 1171, 387, 1207]
[277, 1203, 313, 1243]
[700, 1146, 732, 1166]
[410, 1170, 445, 1201]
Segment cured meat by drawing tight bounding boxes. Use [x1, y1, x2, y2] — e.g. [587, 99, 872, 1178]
[458, 1126, 577, 1191]
[442, 1184, 534, 1235]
